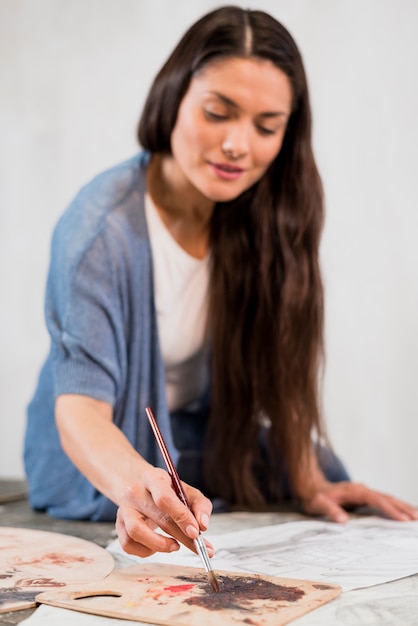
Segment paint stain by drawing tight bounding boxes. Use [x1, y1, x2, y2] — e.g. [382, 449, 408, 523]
[0, 578, 66, 608]
[0, 588, 38, 607]
[15, 577, 66, 588]
[163, 584, 195, 594]
[12, 552, 92, 566]
[176, 574, 305, 612]
[313, 584, 333, 590]
[143, 583, 195, 602]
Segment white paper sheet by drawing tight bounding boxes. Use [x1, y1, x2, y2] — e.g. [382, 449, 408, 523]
[108, 516, 418, 592]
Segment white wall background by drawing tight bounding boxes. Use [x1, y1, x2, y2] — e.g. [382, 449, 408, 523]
[1, 0, 417, 504]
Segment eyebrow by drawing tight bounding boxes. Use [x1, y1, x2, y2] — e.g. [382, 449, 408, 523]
[210, 91, 289, 118]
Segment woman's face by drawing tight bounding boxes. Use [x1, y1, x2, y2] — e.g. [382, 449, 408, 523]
[170, 56, 293, 203]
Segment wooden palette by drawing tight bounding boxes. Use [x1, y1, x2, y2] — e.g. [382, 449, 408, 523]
[37, 562, 341, 626]
[0, 527, 114, 613]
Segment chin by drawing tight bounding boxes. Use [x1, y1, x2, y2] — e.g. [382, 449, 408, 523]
[202, 183, 250, 204]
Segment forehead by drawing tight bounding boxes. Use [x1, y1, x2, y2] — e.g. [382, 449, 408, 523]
[188, 56, 293, 113]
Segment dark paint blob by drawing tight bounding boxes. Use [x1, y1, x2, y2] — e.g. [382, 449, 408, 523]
[0, 579, 66, 608]
[178, 574, 305, 612]
[0, 588, 37, 607]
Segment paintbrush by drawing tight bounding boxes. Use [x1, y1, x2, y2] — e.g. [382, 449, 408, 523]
[145, 406, 220, 593]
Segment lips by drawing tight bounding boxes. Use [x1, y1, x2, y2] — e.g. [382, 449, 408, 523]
[210, 161, 245, 181]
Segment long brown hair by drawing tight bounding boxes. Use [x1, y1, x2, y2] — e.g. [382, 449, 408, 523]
[138, 6, 325, 506]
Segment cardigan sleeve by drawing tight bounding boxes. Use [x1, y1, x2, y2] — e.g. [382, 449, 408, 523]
[24, 152, 179, 521]
[45, 206, 129, 408]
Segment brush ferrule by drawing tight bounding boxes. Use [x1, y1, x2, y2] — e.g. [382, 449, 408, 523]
[193, 534, 212, 572]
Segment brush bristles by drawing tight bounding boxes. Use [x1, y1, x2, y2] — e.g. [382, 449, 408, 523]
[208, 570, 220, 593]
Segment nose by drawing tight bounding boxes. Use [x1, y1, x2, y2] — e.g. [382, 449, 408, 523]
[221, 122, 250, 159]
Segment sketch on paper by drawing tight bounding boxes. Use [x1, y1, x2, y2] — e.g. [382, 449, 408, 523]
[203, 517, 418, 591]
[108, 516, 418, 592]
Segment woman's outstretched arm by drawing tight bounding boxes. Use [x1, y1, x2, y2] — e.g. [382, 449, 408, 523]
[55, 394, 213, 557]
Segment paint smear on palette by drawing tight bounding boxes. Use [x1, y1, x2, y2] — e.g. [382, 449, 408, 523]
[12, 553, 93, 567]
[177, 574, 305, 612]
[135, 573, 304, 611]
[143, 582, 196, 601]
[164, 584, 195, 593]
[0, 578, 66, 610]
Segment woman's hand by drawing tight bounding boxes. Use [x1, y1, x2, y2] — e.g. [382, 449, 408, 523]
[301, 480, 418, 523]
[55, 395, 213, 558]
[116, 467, 214, 558]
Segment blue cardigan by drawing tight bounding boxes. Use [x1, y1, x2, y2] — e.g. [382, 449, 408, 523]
[24, 152, 181, 521]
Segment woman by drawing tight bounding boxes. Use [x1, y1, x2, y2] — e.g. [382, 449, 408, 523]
[24, 6, 417, 559]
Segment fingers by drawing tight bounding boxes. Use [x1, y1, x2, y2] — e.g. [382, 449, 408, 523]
[141, 470, 204, 541]
[116, 506, 180, 557]
[302, 481, 418, 523]
[329, 482, 418, 521]
[116, 467, 214, 558]
[355, 488, 418, 522]
[303, 491, 349, 524]
[183, 481, 213, 531]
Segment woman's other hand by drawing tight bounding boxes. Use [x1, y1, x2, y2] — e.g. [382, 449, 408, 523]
[301, 481, 418, 523]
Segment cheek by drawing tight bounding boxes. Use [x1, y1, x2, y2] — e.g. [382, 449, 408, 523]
[186, 122, 218, 155]
[173, 109, 212, 155]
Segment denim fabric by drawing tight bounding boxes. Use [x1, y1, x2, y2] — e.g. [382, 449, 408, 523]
[170, 409, 350, 506]
[170, 408, 210, 493]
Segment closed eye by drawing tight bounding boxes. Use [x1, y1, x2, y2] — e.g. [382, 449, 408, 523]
[257, 126, 277, 136]
[257, 119, 288, 136]
[204, 110, 229, 122]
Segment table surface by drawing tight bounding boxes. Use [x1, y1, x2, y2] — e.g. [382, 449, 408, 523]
[1, 480, 417, 626]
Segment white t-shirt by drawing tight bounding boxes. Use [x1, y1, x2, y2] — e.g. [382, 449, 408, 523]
[145, 193, 210, 412]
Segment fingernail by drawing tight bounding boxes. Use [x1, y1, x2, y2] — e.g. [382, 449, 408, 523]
[337, 512, 348, 523]
[201, 514, 209, 530]
[169, 543, 180, 552]
[207, 545, 214, 558]
[186, 525, 198, 539]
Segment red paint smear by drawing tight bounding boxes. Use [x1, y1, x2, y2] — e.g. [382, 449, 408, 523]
[13, 552, 91, 566]
[163, 584, 195, 594]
